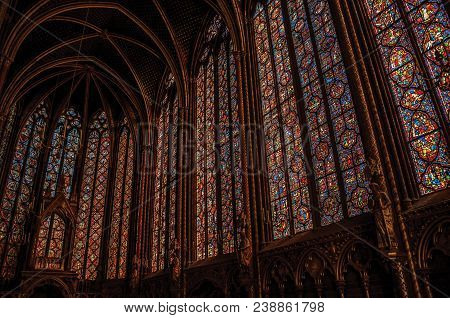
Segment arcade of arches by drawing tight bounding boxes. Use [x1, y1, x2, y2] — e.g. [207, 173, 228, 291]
[0, 0, 448, 298]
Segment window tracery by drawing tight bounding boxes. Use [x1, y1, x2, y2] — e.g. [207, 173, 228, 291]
[0, 103, 48, 278]
[43, 108, 82, 198]
[253, 0, 370, 239]
[34, 213, 66, 270]
[151, 74, 179, 272]
[108, 119, 135, 279]
[72, 111, 110, 280]
[361, 0, 449, 194]
[195, 16, 244, 260]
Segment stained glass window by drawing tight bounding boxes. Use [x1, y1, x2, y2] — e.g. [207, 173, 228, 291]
[34, 213, 66, 270]
[0, 103, 48, 278]
[254, 0, 370, 238]
[195, 16, 244, 260]
[0, 104, 17, 169]
[151, 74, 179, 272]
[362, 0, 449, 194]
[43, 108, 81, 198]
[108, 119, 135, 279]
[72, 111, 110, 280]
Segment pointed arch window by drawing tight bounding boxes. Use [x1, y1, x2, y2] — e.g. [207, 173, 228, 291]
[151, 74, 179, 272]
[34, 213, 66, 270]
[253, 0, 370, 239]
[0, 103, 48, 278]
[43, 108, 82, 198]
[108, 119, 135, 279]
[72, 111, 110, 280]
[195, 16, 244, 261]
[361, 0, 449, 194]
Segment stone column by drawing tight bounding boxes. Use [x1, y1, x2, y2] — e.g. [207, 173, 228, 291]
[328, 0, 421, 297]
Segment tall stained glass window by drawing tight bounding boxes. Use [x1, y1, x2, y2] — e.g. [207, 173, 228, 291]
[361, 0, 449, 194]
[72, 111, 110, 280]
[254, 0, 369, 239]
[34, 213, 66, 270]
[151, 74, 179, 272]
[195, 16, 244, 260]
[0, 104, 17, 169]
[43, 108, 81, 198]
[108, 119, 135, 279]
[0, 103, 48, 278]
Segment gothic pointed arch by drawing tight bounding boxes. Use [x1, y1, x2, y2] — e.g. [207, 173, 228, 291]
[72, 111, 111, 280]
[43, 107, 82, 199]
[0, 101, 48, 278]
[151, 72, 179, 273]
[252, 0, 370, 240]
[33, 194, 75, 271]
[107, 117, 135, 280]
[193, 14, 244, 261]
[354, 0, 449, 195]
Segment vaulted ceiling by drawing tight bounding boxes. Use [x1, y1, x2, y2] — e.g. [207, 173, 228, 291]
[0, 0, 243, 122]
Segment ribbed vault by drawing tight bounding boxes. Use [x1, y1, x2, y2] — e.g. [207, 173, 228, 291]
[0, 0, 245, 122]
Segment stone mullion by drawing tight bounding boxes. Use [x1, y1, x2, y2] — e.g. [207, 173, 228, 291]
[43, 214, 55, 260]
[114, 127, 129, 277]
[345, 0, 413, 203]
[164, 96, 175, 269]
[200, 65, 208, 260]
[245, 16, 271, 247]
[395, 0, 449, 143]
[0, 118, 38, 275]
[23, 92, 71, 272]
[180, 81, 190, 296]
[144, 122, 157, 275]
[213, 49, 224, 256]
[0, 106, 28, 269]
[72, 75, 92, 204]
[80, 131, 102, 281]
[13, 115, 46, 274]
[185, 78, 194, 266]
[149, 116, 158, 273]
[115, 129, 130, 278]
[355, 0, 422, 202]
[25, 114, 54, 270]
[347, 0, 418, 205]
[226, 42, 239, 252]
[263, 3, 296, 236]
[234, 48, 257, 294]
[327, 0, 392, 211]
[339, 0, 422, 297]
[136, 124, 152, 283]
[332, 0, 422, 297]
[280, 0, 321, 228]
[243, 15, 273, 297]
[125, 124, 139, 285]
[302, 0, 350, 220]
[54, 120, 71, 196]
[156, 111, 168, 270]
[174, 82, 186, 297]
[98, 123, 118, 282]
[234, 23, 259, 295]
[204, 63, 211, 259]
[70, 77, 92, 277]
